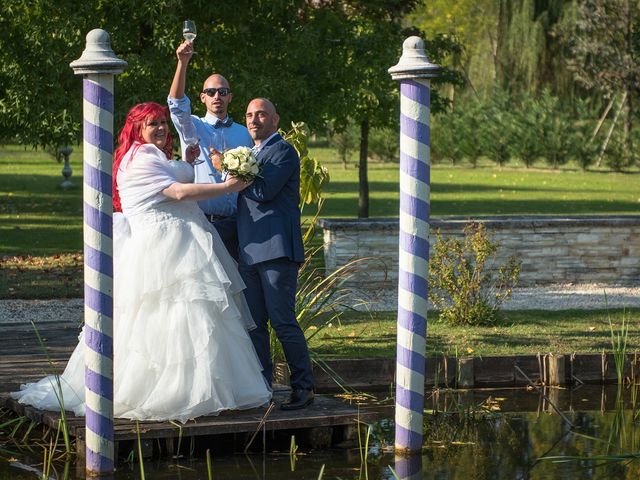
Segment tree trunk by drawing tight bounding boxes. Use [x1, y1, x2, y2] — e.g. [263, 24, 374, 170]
[358, 119, 369, 218]
[597, 92, 627, 167]
[625, 87, 633, 167]
[589, 97, 614, 144]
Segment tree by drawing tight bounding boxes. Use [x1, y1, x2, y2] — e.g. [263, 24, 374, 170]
[406, 0, 498, 98]
[1, 0, 462, 217]
[554, 0, 640, 167]
[0, 1, 417, 150]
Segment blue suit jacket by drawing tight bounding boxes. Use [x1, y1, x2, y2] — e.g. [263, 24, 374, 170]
[237, 134, 305, 265]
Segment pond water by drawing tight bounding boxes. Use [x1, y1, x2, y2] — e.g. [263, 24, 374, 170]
[1, 385, 639, 479]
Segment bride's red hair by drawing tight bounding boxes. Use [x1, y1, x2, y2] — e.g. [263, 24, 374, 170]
[113, 102, 174, 212]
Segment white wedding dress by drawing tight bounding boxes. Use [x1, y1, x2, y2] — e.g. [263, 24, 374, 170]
[12, 143, 271, 423]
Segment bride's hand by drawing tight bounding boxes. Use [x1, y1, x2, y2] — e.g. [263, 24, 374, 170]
[223, 176, 252, 192]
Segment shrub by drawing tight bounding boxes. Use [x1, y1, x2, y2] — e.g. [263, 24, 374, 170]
[432, 108, 466, 165]
[328, 124, 358, 169]
[429, 222, 521, 326]
[368, 127, 399, 163]
[481, 90, 517, 167]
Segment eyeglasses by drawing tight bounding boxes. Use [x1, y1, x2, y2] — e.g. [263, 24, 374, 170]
[202, 87, 231, 97]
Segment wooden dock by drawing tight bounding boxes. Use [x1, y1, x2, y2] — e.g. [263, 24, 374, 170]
[0, 321, 381, 457]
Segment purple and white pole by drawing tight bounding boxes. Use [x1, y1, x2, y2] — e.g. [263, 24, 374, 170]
[388, 37, 439, 456]
[70, 29, 127, 476]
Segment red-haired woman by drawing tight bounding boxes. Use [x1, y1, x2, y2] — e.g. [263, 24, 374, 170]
[13, 102, 271, 422]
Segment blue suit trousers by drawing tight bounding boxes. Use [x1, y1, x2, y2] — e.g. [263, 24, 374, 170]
[239, 257, 314, 390]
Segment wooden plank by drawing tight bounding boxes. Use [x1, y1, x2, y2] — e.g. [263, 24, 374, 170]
[474, 356, 516, 387]
[0, 320, 383, 447]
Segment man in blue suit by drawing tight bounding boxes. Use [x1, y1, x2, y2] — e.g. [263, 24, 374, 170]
[237, 98, 314, 410]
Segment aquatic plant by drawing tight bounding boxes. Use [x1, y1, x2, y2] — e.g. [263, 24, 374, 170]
[206, 448, 213, 480]
[30, 320, 72, 455]
[356, 417, 372, 480]
[607, 302, 630, 385]
[289, 435, 298, 471]
[169, 420, 184, 459]
[135, 421, 146, 480]
[388, 465, 400, 479]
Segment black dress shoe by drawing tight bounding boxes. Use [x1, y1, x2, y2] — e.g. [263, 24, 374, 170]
[280, 388, 314, 410]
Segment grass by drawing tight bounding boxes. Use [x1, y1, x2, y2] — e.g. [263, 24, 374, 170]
[313, 146, 640, 219]
[2, 143, 639, 254]
[1, 142, 639, 298]
[0, 253, 83, 299]
[0, 145, 84, 256]
[307, 309, 640, 358]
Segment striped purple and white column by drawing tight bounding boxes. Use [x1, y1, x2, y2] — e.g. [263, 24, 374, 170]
[70, 29, 127, 476]
[388, 36, 439, 455]
[393, 453, 422, 480]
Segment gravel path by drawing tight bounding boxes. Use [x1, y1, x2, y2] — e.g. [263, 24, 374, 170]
[0, 284, 638, 324]
[347, 283, 640, 312]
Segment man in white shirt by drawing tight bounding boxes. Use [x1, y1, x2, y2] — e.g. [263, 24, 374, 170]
[168, 41, 252, 259]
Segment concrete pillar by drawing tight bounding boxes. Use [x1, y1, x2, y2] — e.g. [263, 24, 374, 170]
[70, 28, 127, 477]
[388, 36, 439, 454]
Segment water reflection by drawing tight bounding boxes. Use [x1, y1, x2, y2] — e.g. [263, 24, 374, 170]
[1, 385, 639, 479]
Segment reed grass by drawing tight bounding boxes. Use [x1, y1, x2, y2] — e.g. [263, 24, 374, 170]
[42, 436, 54, 480]
[206, 449, 213, 480]
[20, 420, 38, 444]
[135, 421, 146, 480]
[356, 417, 372, 480]
[29, 320, 72, 454]
[169, 420, 184, 458]
[289, 435, 298, 471]
[607, 306, 630, 385]
[388, 465, 400, 479]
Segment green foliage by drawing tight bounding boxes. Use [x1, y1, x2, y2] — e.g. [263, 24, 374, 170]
[270, 123, 364, 364]
[406, 0, 495, 97]
[554, 0, 640, 97]
[432, 89, 600, 169]
[482, 90, 516, 166]
[565, 98, 599, 171]
[281, 121, 329, 214]
[603, 128, 640, 172]
[328, 123, 358, 169]
[429, 222, 521, 327]
[431, 108, 465, 165]
[0, 0, 436, 153]
[607, 305, 630, 385]
[368, 127, 399, 163]
[508, 91, 546, 167]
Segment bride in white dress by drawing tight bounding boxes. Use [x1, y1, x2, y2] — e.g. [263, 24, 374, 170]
[12, 102, 271, 423]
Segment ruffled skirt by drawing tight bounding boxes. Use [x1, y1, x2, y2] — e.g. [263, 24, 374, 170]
[12, 202, 271, 423]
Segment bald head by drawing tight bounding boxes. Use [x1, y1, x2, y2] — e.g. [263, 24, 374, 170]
[245, 98, 280, 145]
[202, 74, 230, 91]
[199, 74, 233, 119]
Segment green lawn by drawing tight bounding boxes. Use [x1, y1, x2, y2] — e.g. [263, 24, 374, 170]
[1, 143, 639, 299]
[2, 143, 639, 256]
[0, 145, 84, 255]
[308, 309, 640, 358]
[317, 153, 640, 219]
[1, 144, 639, 358]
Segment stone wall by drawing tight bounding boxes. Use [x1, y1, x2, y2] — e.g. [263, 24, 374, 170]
[318, 216, 640, 288]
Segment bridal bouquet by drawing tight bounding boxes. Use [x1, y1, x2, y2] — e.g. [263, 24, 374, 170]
[210, 146, 261, 181]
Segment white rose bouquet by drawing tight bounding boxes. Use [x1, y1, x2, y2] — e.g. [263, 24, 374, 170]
[210, 146, 261, 182]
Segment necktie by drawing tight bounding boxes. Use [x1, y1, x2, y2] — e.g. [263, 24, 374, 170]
[213, 116, 234, 129]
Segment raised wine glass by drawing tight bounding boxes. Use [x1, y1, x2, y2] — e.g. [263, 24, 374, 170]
[183, 20, 197, 43]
